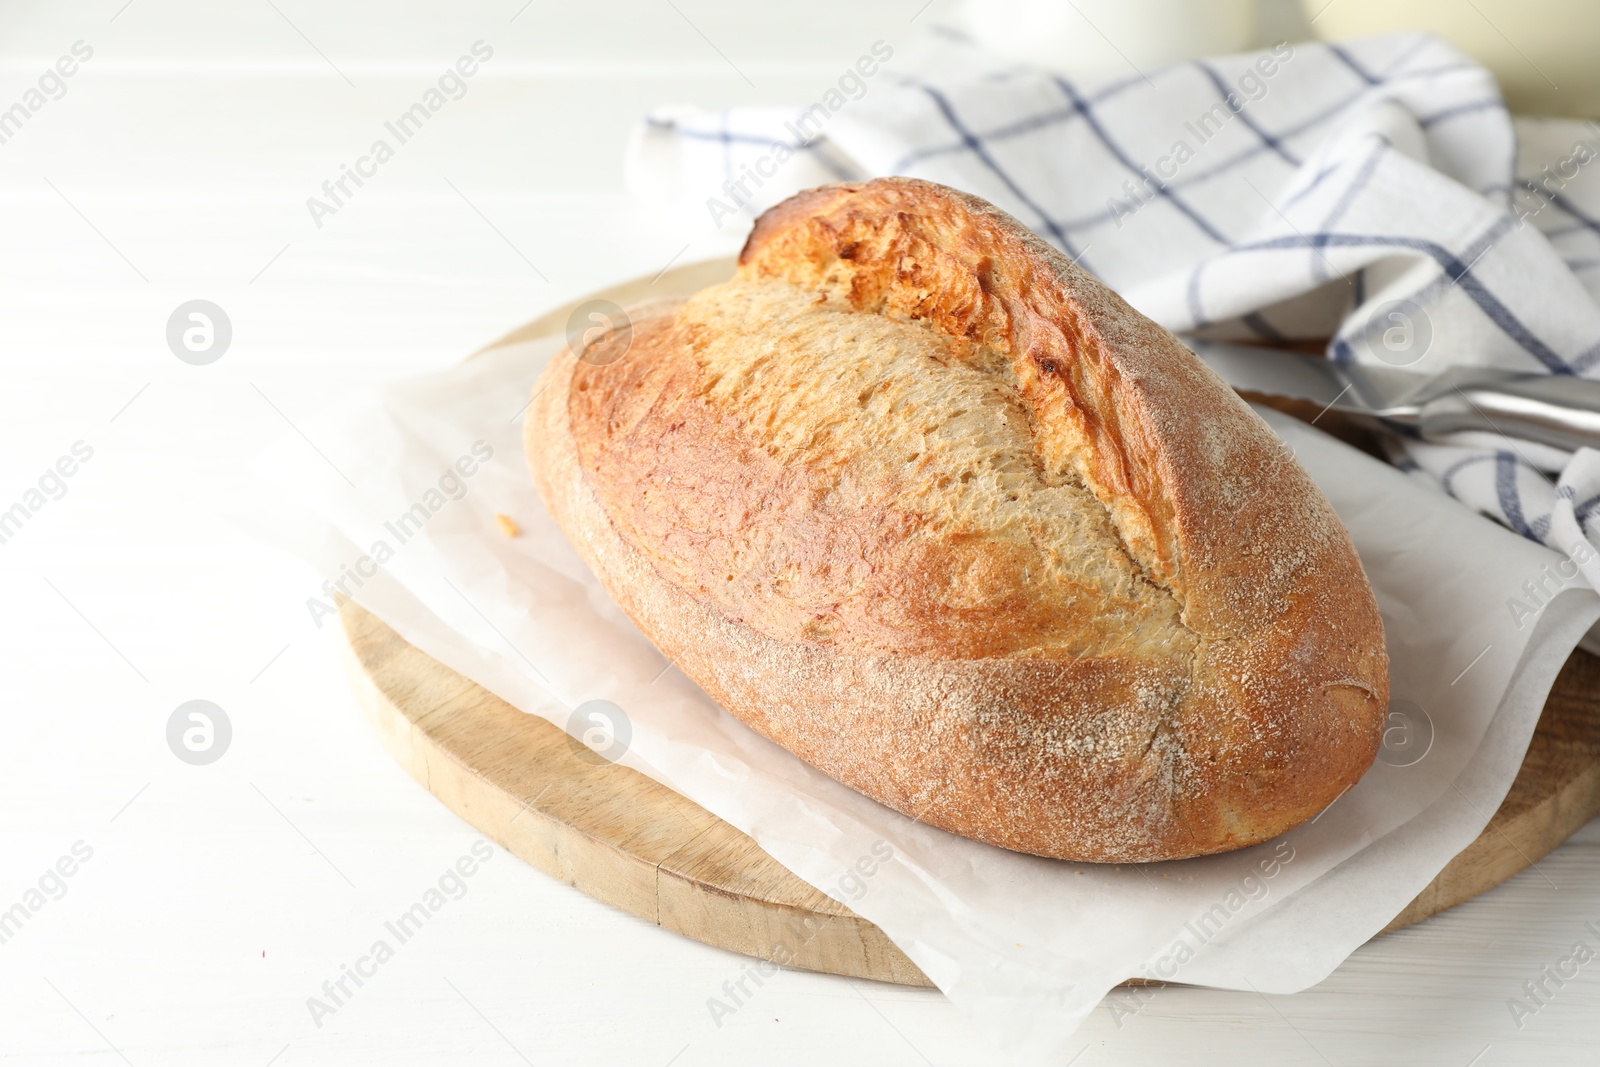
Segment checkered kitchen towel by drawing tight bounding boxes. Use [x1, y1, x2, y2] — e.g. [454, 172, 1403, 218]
[628, 30, 1600, 588]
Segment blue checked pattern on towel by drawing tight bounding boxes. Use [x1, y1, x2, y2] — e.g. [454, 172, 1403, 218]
[628, 31, 1600, 587]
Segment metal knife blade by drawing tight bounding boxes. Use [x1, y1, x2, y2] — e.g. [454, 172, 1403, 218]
[1184, 339, 1600, 455]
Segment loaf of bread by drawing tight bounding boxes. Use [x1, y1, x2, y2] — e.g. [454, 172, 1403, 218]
[527, 177, 1388, 862]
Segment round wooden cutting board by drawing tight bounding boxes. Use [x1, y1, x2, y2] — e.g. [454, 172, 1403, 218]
[342, 597, 1600, 988]
[340, 258, 1600, 986]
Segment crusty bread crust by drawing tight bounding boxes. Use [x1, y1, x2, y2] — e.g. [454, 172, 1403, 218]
[528, 178, 1387, 862]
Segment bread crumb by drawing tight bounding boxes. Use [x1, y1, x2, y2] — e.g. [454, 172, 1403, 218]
[495, 513, 520, 538]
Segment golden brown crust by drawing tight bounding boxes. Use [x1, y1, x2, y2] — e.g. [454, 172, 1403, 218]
[528, 178, 1388, 862]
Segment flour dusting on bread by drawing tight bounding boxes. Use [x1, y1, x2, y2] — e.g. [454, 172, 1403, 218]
[528, 177, 1388, 862]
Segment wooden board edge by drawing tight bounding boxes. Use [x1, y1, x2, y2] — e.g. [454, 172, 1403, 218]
[337, 599, 933, 986]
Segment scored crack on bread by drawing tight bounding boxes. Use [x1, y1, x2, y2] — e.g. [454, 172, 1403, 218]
[527, 177, 1388, 862]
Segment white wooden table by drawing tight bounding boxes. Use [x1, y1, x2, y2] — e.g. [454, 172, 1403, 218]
[2, 2, 1596, 1063]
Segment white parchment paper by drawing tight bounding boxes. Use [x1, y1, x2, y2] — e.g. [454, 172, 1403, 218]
[246, 305, 1600, 1060]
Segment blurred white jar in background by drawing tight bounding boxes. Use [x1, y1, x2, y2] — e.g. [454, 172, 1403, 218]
[957, 0, 1258, 78]
[1305, 0, 1600, 117]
